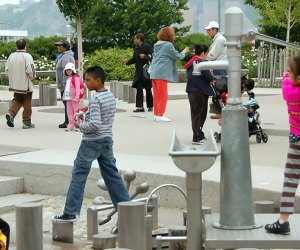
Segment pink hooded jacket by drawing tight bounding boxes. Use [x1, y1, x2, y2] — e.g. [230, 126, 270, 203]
[282, 71, 300, 135]
[63, 75, 81, 102]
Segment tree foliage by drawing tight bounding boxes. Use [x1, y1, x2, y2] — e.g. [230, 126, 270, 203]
[82, 0, 190, 52]
[244, 0, 300, 42]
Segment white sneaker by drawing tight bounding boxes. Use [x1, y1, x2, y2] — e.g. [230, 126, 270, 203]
[154, 116, 159, 121]
[157, 116, 171, 122]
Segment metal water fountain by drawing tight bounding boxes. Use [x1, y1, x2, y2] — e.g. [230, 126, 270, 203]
[169, 130, 220, 250]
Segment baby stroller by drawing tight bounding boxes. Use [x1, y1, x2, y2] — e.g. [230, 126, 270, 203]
[211, 76, 268, 144]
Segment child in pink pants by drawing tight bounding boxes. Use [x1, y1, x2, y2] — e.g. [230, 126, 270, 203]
[63, 63, 81, 131]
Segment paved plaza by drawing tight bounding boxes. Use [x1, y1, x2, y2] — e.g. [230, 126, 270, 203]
[0, 83, 299, 249]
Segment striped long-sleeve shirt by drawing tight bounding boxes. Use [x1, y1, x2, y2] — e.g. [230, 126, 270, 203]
[282, 72, 300, 136]
[79, 90, 115, 141]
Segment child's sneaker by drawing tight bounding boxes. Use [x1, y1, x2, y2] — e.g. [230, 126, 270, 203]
[265, 220, 290, 235]
[52, 212, 76, 222]
[5, 113, 14, 127]
[22, 123, 35, 129]
[65, 128, 73, 132]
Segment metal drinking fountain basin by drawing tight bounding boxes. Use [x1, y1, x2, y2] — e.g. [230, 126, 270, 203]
[169, 130, 220, 250]
[169, 130, 220, 173]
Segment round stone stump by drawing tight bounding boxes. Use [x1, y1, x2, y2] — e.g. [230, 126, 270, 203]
[93, 233, 116, 250]
[16, 203, 43, 250]
[52, 221, 74, 243]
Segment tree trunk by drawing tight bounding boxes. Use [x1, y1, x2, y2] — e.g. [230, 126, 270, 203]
[286, 0, 292, 43]
[76, 17, 83, 78]
[285, 0, 292, 67]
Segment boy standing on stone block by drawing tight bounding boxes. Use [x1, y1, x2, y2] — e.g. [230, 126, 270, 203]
[52, 66, 130, 222]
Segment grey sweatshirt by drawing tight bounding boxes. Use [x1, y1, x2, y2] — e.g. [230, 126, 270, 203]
[207, 32, 227, 61]
[79, 90, 116, 141]
[55, 50, 75, 91]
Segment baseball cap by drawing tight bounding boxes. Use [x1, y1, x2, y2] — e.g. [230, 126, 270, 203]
[204, 21, 219, 30]
[55, 40, 70, 50]
[64, 62, 76, 73]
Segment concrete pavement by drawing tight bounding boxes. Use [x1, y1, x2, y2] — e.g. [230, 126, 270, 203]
[0, 84, 294, 196]
[0, 83, 299, 249]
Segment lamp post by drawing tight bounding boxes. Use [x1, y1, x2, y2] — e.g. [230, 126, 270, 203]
[218, 0, 221, 29]
[65, 24, 72, 43]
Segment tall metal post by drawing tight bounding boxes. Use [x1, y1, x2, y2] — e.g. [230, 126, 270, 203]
[186, 173, 203, 250]
[214, 7, 258, 229]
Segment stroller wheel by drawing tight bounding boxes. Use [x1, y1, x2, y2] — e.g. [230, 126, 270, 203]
[256, 133, 262, 143]
[262, 133, 268, 143]
[214, 132, 221, 143]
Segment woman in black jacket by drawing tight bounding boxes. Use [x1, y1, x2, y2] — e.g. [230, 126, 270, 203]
[125, 33, 153, 112]
[184, 44, 214, 145]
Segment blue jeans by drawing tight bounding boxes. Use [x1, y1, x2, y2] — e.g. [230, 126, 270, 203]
[64, 137, 130, 215]
[213, 70, 227, 76]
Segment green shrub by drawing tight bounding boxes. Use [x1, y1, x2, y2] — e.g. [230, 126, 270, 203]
[27, 36, 65, 61]
[85, 48, 135, 81]
[174, 33, 212, 68]
[0, 35, 64, 61]
[242, 44, 258, 78]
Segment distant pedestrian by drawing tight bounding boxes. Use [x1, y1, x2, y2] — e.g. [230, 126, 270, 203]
[5, 39, 36, 129]
[63, 62, 82, 132]
[205, 21, 227, 119]
[52, 66, 130, 222]
[184, 44, 214, 145]
[205, 21, 227, 76]
[125, 33, 153, 112]
[265, 56, 300, 235]
[55, 40, 75, 129]
[150, 27, 189, 122]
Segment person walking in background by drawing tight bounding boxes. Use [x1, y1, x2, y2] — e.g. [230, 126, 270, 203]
[125, 33, 153, 112]
[55, 40, 75, 128]
[265, 56, 300, 235]
[5, 39, 36, 129]
[184, 44, 214, 145]
[150, 27, 189, 122]
[63, 62, 82, 132]
[52, 66, 130, 222]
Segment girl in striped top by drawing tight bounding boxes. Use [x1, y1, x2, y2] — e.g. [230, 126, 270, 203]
[265, 56, 300, 234]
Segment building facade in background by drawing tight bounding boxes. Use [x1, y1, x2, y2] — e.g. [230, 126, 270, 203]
[183, 0, 258, 33]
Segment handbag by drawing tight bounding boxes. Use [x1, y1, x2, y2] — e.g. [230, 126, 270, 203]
[143, 63, 151, 79]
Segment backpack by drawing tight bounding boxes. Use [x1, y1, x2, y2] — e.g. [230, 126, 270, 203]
[71, 75, 85, 99]
[0, 219, 9, 250]
[214, 75, 228, 94]
[0, 230, 6, 250]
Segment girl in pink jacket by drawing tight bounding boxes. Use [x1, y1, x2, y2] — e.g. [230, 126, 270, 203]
[265, 56, 300, 235]
[63, 63, 82, 131]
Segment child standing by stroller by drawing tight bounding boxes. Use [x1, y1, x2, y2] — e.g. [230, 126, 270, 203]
[265, 56, 300, 234]
[63, 62, 83, 132]
[184, 44, 214, 145]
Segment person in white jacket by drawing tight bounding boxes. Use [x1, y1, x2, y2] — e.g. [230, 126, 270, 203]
[205, 21, 227, 76]
[5, 39, 36, 129]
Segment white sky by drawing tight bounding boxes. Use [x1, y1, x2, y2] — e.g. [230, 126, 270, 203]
[0, 0, 19, 5]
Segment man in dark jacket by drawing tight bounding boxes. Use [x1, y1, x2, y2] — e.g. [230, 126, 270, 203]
[125, 33, 153, 112]
[55, 40, 75, 128]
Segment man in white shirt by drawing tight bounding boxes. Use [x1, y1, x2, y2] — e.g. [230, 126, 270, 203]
[205, 21, 227, 76]
[5, 39, 36, 129]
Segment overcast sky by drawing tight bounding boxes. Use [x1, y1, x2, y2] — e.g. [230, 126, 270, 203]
[0, 0, 19, 5]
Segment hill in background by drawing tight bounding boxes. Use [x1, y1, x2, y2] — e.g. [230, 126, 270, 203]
[0, 0, 68, 38]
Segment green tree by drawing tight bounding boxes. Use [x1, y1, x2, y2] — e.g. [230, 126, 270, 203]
[83, 0, 190, 52]
[56, 0, 94, 77]
[244, 0, 300, 42]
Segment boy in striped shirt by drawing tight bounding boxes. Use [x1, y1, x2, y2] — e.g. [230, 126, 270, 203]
[52, 66, 130, 222]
